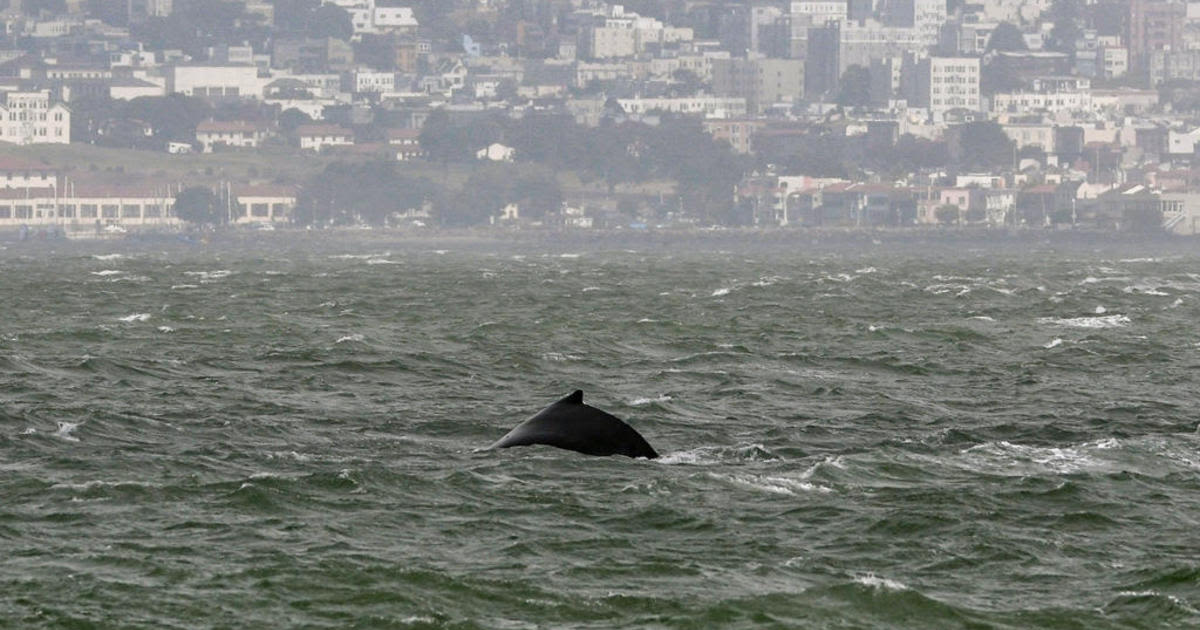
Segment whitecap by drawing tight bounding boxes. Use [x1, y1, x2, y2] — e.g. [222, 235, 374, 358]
[541, 352, 581, 362]
[658, 443, 778, 465]
[54, 422, 79, 442]
[1044, 338, 1063, 349]
[581, 286, 602, 292]
[336, 334, 364, 344]
[91, 270, 123, 276]
[433, 250, 448, 255]
[711, 287, 732, 297]
[1095, 305, 1107, 314]
[366, 258, 399, 265]
[119, 313, 150, 322]
[856, 267, 878, 274]
[170, 284, 199, 290]
[1170, 298, 1184, 309]
[854, 573, 908, 591]
[636, 318, 659, 323]
[969, 316, 995, 321]
[1040, 314, 1130, 328]
[630, 394, 671, 406]
[184, 270, 232, 281]
[709, 472, 832, 495]
[157, 326, 175, 333]
[92, 253, 124, 261]
[559, 253, 581, 259]
[1123, 285, 1170, 296]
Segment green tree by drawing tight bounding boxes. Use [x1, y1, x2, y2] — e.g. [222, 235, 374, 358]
[957, 121, 1014, 171]
[986, 22, 1027, 52]
[308, 4, 353, 40]
[837, 65, 871, 107]
[174, 187, 224, 225]
[1046, 0, 1082, 57]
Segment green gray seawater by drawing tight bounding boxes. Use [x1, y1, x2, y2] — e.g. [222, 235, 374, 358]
[2, 237, 1200, 629]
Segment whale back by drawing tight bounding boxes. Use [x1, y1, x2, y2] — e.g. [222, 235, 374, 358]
[490, 390, 659, 459]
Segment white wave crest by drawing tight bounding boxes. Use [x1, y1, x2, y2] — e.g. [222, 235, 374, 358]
[119, 313, 150, 322]
[336, 334, 364, 344]
[1039, 314, 1130, 328]
[170, 284, 199, 290]
[1044, 338, 1063, 349]
[711, 472, 832, 495]
[91, 270, 123, 276]
[630, 394, 671, 406]
[92, 253, 125, 260]
[184, 270, 232, 280]
[711, 287, 732, 297]
[157, 326, 175, 333]
[854, 573, 908, 591]
[54, 422, 80, 442]
[658, 443, 779, 465]
[366, 258, 399, 265]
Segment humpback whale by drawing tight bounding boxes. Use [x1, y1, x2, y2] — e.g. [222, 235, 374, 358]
[489, 390, 659, 459]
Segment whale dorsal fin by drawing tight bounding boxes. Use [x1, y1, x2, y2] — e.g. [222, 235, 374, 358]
[561, 390, 583, 405]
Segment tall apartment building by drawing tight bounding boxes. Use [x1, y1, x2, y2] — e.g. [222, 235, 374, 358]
[1128, 0, 1186, 80]
[0, 90, 70, 145]
[712, 57, 805, 114]
[805, 22, 841, 98]
[914, 56, 980, 121]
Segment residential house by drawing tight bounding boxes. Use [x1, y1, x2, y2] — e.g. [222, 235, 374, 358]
[195, 120, 268, 152]
[296, 124, 353, 152]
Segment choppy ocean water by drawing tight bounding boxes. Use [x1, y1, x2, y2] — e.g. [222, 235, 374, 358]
[2, 237, 1200, 629]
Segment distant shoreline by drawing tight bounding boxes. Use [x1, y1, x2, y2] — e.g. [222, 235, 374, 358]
[3, 225, 1197, 256]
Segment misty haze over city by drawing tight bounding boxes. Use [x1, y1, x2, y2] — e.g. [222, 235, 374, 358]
[4, 1, 1200, 629]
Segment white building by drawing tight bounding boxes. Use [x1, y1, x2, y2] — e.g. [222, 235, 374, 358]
[476, 143, 515, 161]
[790, 1, 847, 25]
[924, 56, 980, 121]
[168, 65, 263, 99]
[616, 96, 748, 118]
[195, 120, 268, 152]
[992, 90, 1092, 115]
[353, 70, 395, 94]
[0, 90, 70, 145]
[233, 185, 297, 224]
[325, 0, 417, 37]
[296, 124, 353, 152]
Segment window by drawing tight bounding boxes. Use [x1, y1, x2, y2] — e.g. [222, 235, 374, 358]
[121, 205, 141, 218]
[144, 205, 161, 218]
[60, 205, 76, 218]
[0, 206, 9, 218]
[15, 205, 31, 218]
[102, 204, 118, 218]
[252, 203, 269, 217]
[80, 204, 97, 218]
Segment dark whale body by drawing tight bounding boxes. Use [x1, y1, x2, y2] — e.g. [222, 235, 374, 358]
[490, 390, 658, 459]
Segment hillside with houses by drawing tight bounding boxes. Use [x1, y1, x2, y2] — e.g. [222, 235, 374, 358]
[3, 0, 1200, 236]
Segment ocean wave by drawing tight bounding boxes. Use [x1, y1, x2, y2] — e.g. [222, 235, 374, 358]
[658, 443, 780, 465]
[630, 394, 672, 406]
[91, 269, 124, 276]
[853, 573, 908, 591]
[119, 313, 151, 322]
[709, 472, 833, 495]
[184, 270, 233, 281]
[1039, 314, 1130, 328]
